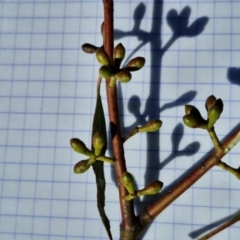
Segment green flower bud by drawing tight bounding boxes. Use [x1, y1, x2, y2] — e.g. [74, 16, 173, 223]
[183, 115, 205, 128]
[70, 138, 95, 157]
[137, 180, 163, 196]
[215, 98, 223, 113]
[74, 159, 93, 174]
[124, 57, 145, 71]
[138, 119, 162, 132]
[99, 66, 114, 78]
[81, 43, 98, 54]
[92, 132, 105, 156]
[185, 105, 204, 121]
[96, 48, 110, 66]
[115, 70, 132, 83]
[207, 106, 222, 128]
[113, 43, 125, 68]
[120, 172, 135, 195]
[205, 95, 216, 111]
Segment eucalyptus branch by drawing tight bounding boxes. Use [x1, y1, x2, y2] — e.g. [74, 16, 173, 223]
[74, 1, 240, 239]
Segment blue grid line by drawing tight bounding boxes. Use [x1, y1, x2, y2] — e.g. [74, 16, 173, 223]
[29, 1, 51, 239]
[0, 0, 20, 235]
[13, 0, 36, 239]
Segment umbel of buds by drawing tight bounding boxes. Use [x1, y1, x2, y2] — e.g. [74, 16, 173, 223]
[84, 42, 145, 84]
[183, 95, 223, 129]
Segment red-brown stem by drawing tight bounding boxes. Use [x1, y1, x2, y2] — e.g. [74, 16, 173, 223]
[102, 0, 136, 231]
[138, 127, 240, 229]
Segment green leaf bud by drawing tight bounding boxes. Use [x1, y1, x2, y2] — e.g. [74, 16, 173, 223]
[113, 43, 125, 68]
[207, 106, 222, 128]
[124, 57, 145, 71]
[96, 48, 111, 66]
[70, 138, 95, 157]
[99, 66, 114, 78]
[137, 180, 163, 196]
[205, 95, 217, 111]
[92, 132, 105, 156]
[81, 43, 98, 54]
[74, 159, 92, 174]
[138, 119, 162, 132]
[183, 114, 205, 128]
[120, 172, 135, 195]
[115, 70, 132, 83]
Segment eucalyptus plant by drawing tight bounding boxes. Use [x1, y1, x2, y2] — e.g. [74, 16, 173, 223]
[70, 1, 240, 239]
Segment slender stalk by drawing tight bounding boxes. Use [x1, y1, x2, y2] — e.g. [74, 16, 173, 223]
[217, 161, 240, 180]
[207, 127, 221, 148]
[102, 0, 136, 232]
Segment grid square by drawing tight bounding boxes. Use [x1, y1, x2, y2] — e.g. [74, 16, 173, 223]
[15, 216, 33, 233]
[32, 34, 47, 49]
[0, 197, 18, 215]
[51, 200, 68, 217]
[0, 50, 15, 64]
[67, 219, 84, 236]
[51, 182, 69, 199]
[34, 199, 51, 217]
[84, 219, 102, 238]
[17, 19, 33, 33]
[32, 217, 50, 235]
[0, 215, 16, 233]
[50, 218, 67, 235]
[17, 198, 35, 215]
[64, 18, 80, 33]
[35, 181, 52, 199]
[16, 34, 32, 49]
[19, 181, 36, 198]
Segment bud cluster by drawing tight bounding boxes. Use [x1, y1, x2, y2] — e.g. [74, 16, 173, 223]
[96, 43, 145, 83]
[120, 172, 163, 201]
[82, 41, 145, 84]
[70, 132, 112, 174]
[183, 95, 223, 129]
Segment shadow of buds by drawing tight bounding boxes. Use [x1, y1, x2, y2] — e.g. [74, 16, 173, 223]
[227, 67, 240, 86]
[167, 6, 208, 37]
[159, 123, 200, 169]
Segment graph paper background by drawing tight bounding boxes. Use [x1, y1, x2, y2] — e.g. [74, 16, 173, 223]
[0, 0, 240, 239]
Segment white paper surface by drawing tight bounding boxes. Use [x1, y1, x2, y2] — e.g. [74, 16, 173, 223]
[0, 1, 240, 239]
